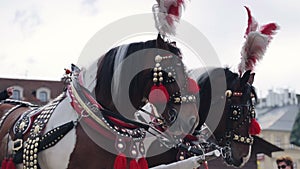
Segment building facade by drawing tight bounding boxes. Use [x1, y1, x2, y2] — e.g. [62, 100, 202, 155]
[0, 77, 65, 105]
[257, 88, 300, 169]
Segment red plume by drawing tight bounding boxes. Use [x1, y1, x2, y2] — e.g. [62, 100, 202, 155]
[244, 6, 258, 37]
[238, 7, 279, 75]
[260, 23, 279, 38]
[153, 0, 187, 36]
[249, 118, 261, 135]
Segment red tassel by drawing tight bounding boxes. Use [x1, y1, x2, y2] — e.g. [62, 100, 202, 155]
[114, 153, 127, 169]
[138, 157, 148, 169]
[6, 158, 16, 169]
[249, 118, 261, 135]
[1, 158, 8, 169]
[149, 84, 169, 104]
[203, 161, 209, 169]
[187, 78, 200, 94]
[129, 159, 140, 169]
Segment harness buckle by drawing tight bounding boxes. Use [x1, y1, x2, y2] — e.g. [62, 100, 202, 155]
[12, 139, 23, 151]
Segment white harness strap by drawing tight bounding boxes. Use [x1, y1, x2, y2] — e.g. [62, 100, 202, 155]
[150, 156, 201, 169]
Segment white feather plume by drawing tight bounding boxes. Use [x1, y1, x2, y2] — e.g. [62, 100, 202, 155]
[152, 0, 186, 36]
[238, 7, 279, 75]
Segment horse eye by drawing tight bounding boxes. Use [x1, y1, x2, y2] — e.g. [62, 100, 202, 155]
[167, 108, 177, 124]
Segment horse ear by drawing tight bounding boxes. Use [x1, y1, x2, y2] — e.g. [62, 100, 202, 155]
[248, 73, 255, 85]
[156, 34, 167, 49]
[240, 70, 252, 85]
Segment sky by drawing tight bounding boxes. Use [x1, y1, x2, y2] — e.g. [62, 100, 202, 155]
[0, 0, 300, 97]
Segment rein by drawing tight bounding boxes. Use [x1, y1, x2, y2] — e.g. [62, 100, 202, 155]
[68, 76, 150, 140]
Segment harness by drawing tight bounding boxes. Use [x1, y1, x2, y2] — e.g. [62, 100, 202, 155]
[1, 94, 77, 169]
[215, 89, 256, 164]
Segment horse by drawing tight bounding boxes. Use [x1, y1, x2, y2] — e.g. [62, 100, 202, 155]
[146, 67, 258, 168]
[0, 34, 200, 169]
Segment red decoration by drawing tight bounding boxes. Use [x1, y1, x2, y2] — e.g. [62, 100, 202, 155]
[238, 6, 279, 75]
[129, 159, 140, 169]
[65, 69, 71, 74]
[149, 84, 169, 104]
[1, 158, 8, 169]
[138, 157, 148, 169]
[6, 158, 16, 169]
[114, 153, 127, 169]
[260, 23, 278, 36]
[249, 118, 261, 135]
[187, 78, 200, 94]
[184, 134, 198, 142]
[244, 6, 258, 37]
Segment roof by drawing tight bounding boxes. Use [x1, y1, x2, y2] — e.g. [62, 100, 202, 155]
[257, 105, 299, 131]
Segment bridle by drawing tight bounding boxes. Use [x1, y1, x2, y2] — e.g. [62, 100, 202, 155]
[216, 84, 256, 163]
[145, 53, 198, 133]
[67, 51, 198, 149]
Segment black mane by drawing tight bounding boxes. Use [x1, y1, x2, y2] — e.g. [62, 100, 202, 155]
[95, 38, 182, 116]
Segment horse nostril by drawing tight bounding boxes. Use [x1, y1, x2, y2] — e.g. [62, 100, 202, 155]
[189, 116, 197, 127]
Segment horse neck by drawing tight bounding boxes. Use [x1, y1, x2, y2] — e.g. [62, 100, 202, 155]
[195, 67, 227, 129]
[94, 41, 156, 116]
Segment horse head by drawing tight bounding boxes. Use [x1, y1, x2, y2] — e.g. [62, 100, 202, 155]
[80, 34, 199, 148]
[195, 67, 257, 167]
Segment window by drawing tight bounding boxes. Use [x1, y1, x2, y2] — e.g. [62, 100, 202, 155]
[12, 90, 21, 100]
[11, 86, 23, 100]
[36, 87, 50, 102]
[274, 137, 281, 147]
[39, 91, 48, 102]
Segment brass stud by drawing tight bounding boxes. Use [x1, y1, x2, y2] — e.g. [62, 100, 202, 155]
[233, 110, 238, 115]
[174, 97, 181, 103]
[225, 90, 232, 97]
[155, 55, 162, 63]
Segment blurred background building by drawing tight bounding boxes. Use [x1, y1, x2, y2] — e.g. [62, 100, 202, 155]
[256, 88, 300, 169]
[0, 77, 65, 105]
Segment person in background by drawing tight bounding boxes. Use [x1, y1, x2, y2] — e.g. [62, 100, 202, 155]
[276, 156, 294, 169]
[0, 87, 13, 101]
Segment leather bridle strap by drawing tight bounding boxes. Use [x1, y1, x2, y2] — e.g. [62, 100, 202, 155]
[69, 77, 150, 131]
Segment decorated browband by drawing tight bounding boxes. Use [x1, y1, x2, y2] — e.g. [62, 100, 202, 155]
[149, 54, 199, 105]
